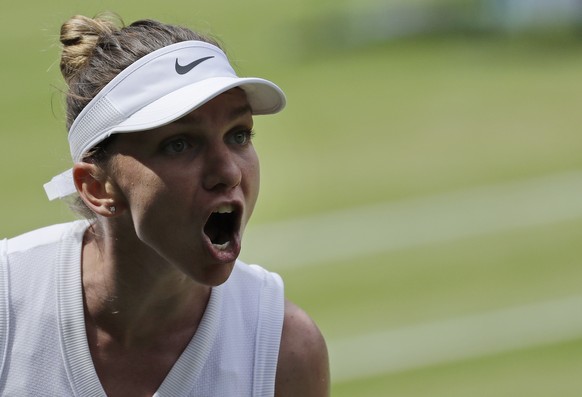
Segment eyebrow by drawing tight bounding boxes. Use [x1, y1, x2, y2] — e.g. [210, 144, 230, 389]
[228, 103, 253, 120]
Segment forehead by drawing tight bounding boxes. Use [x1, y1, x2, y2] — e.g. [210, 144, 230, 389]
[175, 87, 252, 125]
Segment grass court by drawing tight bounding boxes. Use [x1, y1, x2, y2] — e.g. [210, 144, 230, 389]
[2, 1, 582, 395]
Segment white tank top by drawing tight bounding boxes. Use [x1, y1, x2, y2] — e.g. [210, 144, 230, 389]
[0, 221, 284, 396]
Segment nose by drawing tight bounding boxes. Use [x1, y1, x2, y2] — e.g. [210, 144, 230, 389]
[202, 144, 242, 191]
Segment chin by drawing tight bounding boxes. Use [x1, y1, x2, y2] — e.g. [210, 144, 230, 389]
[194, 260, 236, 287]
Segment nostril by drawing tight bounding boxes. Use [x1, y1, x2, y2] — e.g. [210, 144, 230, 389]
[203, 164, 242, 191]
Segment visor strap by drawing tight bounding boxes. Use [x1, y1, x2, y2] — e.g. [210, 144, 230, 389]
[44, 169, 75, 201]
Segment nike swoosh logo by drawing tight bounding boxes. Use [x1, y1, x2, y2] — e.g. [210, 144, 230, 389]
[175, 56, 215, 75]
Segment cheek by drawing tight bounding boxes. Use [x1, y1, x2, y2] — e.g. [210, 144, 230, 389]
[111, 157, 167, 226]
[243, 151, 261, 221]
[124, 179, 180, 252]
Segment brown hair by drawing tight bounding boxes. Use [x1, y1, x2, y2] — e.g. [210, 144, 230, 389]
[59, 13, 221, 217]
[60, 13, 221, 131]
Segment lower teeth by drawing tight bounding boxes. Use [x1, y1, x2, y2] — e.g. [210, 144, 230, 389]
[213, 241, 230, 250]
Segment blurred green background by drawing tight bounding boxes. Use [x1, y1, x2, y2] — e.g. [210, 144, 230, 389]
[2, 0, 582, 395]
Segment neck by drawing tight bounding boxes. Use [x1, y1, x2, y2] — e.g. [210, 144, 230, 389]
[81, 224, 211, 348]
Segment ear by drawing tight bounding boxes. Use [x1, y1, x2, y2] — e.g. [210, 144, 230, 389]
[72, 162, 122, 217]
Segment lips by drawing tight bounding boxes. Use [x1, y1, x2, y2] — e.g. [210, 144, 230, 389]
[202, 203, 242, 262]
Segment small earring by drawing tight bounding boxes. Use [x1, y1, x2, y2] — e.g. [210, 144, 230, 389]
[109, 205, 116, 214]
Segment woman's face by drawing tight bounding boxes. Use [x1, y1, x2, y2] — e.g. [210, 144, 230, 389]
[106, 88, 260, 286]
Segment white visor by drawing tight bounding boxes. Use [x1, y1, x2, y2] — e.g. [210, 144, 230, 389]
[44, 40, 286, 201]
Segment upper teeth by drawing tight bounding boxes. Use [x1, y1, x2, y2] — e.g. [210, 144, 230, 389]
[215, 204, 234, 214]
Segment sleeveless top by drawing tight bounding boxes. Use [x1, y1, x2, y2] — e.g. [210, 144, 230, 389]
[0, 221, 284, 396]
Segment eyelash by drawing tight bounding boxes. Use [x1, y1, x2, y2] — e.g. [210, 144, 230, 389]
[162, 137, 192, 155]
[231, 129, 255, 145]
[160, 128, 255, 155]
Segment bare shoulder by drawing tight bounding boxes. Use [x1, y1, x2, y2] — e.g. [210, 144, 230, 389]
[275, 299, 330, 397]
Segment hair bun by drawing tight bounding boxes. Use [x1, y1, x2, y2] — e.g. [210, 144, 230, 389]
[59, 14, 119, 82]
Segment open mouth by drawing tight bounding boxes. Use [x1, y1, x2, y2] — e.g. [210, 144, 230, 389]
[203, 204, 240, 250]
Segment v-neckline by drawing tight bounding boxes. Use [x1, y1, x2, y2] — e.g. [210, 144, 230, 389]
[56, 221, 223, 396]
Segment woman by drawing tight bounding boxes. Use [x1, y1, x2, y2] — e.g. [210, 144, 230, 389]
[0, 14, 329, 396]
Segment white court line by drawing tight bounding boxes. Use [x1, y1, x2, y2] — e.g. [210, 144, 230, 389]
[240, 171, 582, 382]
[241, 170, 582, 268]
[329, 295, 582, 383]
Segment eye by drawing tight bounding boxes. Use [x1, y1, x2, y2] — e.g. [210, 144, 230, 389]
[228, 129, 255, 146]
[162, 137, 191, 155]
